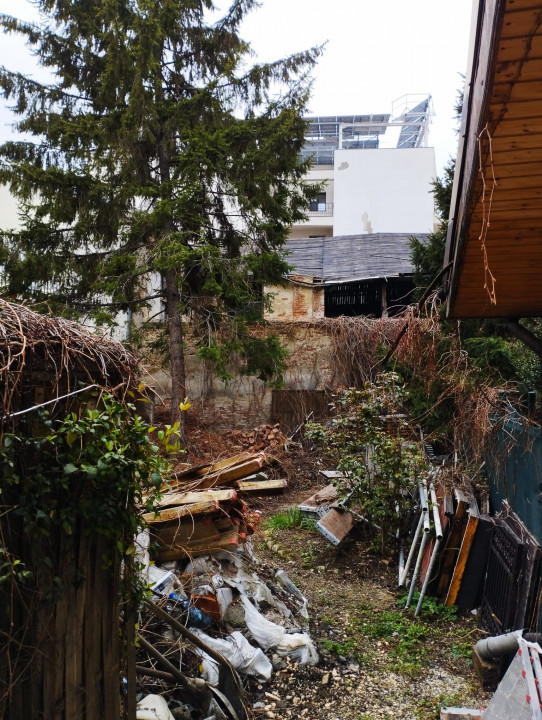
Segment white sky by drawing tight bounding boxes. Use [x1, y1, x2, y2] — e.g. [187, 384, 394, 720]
[0, 0, 475, 177]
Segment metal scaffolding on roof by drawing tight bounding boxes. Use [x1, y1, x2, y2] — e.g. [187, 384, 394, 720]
[301, 95, 433, 164]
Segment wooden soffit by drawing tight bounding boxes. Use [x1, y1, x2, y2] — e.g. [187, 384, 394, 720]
[445, 0, 542, 318]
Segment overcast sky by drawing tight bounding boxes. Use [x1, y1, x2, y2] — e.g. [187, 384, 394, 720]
[0, 0, 475, 176]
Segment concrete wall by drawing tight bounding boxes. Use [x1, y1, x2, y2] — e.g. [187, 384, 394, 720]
[333, 147, 437, 235]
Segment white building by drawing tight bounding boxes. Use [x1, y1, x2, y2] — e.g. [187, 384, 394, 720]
[291, 95, 437, 239]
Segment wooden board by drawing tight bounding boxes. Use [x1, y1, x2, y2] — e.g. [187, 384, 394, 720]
[298, 484, 338, 516]
[156, 526, 241, 561]
[436, 488, 470, 598]
[235, 478, 288, 495]
[142, 500, 219, 524]
[316, 508, 356, 546]
[167, 455, 266, 491]
[153, 488, 237, 509]
[445, 490, 480, 606]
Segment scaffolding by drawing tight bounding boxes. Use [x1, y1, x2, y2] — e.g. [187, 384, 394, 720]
[301, 94, 433, 165]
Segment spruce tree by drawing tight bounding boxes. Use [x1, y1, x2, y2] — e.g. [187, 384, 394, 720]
[0, 0, 322, 427]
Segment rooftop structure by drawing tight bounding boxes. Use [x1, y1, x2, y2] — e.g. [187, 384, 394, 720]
[300, 95, 433, 166]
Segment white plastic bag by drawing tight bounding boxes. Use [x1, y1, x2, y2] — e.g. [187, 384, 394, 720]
[136, 694, 175, 720]
[192, 629, 272, 682]
[240, 596, 318, 665]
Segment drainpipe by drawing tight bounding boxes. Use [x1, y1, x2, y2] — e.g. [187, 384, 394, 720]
[405, 482, 431, 609]
[415, 483, 443, 616]
[476, 630, 542, 660]
[399, 478, 430, 588]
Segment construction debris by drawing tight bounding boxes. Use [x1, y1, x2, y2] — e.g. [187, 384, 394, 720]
[135, 533, 318, 720]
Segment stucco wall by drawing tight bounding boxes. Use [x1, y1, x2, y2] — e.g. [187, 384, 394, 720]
[333, 147, 436, 235]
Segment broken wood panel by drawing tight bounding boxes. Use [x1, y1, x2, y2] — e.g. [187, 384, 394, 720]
[298, 483, 339, 516]
[156, 526, 241, 561]
[316, 508, 356, 546]
[501, 501, 542, 631]
[142, 500, 219, 524]
[478, 519, 525, 637]
[152, 518, 221, 549]
[235, 478, 288, 495]
[445, 509, 480, 607]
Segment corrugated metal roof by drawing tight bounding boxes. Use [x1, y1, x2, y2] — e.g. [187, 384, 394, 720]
[283, 233, 425, 285]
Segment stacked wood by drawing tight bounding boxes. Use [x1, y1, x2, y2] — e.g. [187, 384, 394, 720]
[148, 495, 254, 561]
[144, 451, 287, 558]
[168, 451, 267, 491]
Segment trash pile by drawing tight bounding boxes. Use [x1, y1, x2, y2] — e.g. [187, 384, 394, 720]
[134, 452, 315, 720]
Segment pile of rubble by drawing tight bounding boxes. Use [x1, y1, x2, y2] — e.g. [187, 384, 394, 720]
[133, 451, 315, 719]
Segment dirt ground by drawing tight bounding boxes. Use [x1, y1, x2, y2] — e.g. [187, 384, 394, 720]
[176, 421, 493, 720]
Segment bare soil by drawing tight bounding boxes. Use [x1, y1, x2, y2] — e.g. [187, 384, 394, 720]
[179, 422, 492, 720]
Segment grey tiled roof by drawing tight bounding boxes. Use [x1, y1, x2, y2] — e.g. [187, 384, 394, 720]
[283, 233, 427, 285]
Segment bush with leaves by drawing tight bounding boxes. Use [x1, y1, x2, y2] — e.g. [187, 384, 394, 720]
[0, 393, 165, 596]
[305, 372, 427, 546]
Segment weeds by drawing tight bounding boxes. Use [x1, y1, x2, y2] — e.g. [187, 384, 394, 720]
[263, 507, 317, 532]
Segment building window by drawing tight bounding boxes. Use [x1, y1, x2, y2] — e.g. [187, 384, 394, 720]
[310, 192, 327, 212]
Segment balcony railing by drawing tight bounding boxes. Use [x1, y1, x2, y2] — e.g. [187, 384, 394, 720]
[308, 203, 334, 217]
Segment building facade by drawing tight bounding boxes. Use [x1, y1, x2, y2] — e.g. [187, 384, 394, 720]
[290, 96, 437, 239]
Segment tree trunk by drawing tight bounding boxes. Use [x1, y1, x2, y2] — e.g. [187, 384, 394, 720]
[165, 268, 186, 441]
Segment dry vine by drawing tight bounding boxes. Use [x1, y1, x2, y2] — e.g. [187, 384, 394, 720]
[0, 299, 140, 424]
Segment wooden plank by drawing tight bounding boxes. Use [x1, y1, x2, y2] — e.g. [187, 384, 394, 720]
[445, 491, 480, 607]
[496, 32, 542, 64]
[153, 487, 237, 508]
[494, 56, 542, 84]
[167, 455, 266, 491]
[142, 500, 219, 524]
[156, 526, 241, 561]
[492, 76, 542, 102]
[84, 540, 102, 720]
[172, 452, 255, 481]
[54, 537, 70, 720]
[456, 515, 495, 610]
[40, 604, 56, 720]
[152, 518, 220, 549]
[190, 457, 266, 489]
[235, 478, 288, 495]
[65, 530, 87, 718]
[316, 508, 356, 546]
[101, 547, 120, 720]
[499, 7, 542, 39]
[436, 489, 470, 598]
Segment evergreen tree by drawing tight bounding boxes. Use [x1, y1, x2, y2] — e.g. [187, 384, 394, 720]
[0, 0, 322, 427]
[409, 158, 454, 297]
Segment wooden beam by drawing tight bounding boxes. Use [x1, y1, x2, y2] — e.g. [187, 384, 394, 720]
[445, 492, 480, 606]
[153, 488, 237, 508]
[235, 478, 288, 495]
[142, 500, 220, 524]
